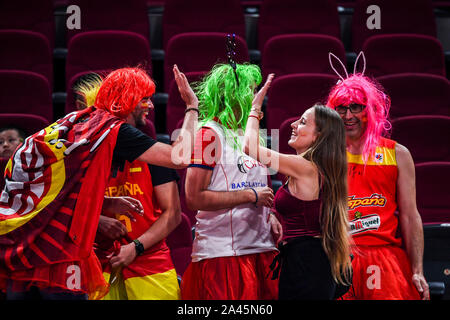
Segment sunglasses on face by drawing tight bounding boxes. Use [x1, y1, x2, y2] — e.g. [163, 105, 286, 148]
[334, 103, 366, 115]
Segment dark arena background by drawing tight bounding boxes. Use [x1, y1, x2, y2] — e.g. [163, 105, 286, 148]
[0, 0, 449, 306]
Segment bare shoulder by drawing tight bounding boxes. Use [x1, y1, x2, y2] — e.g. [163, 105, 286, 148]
[395, 142, 410, 157]
[284, 153, 317, 177]
[395, 142, 414, 167]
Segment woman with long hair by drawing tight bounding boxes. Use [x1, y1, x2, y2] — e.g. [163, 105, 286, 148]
[243, 74, 352, 299]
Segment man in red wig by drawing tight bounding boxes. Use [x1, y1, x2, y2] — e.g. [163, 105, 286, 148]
[74, 75, 183, 300]
[0, 65, 198, 299]
[326, 72, 429, 300]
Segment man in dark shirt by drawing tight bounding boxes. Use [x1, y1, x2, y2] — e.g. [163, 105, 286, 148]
[95, 83, 183, 300]
[1, 65, 198, 300]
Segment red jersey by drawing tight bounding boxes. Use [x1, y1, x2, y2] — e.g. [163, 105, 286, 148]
[347, 138, 402, 247]
[105, 160, 166, 250]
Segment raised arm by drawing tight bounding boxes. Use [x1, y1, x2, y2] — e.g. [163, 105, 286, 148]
[243, 74, 273, 162]
[396, 143, 429, 300]
[137, 65, 198, 169]
[243, 74, 315, 180]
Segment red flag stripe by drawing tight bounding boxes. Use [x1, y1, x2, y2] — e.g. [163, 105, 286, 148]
[40, 232, 72, 258]
[29, 243, 52, 264]
[59, 206, 73, 216]
[4, 247, 14, 270]
[49, 219, 68, 233]
[16, 244, 33, 269]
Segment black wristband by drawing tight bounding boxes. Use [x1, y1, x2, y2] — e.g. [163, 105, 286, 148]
[185, 108, 199, 115]
[133, 239, 145, 256]
[249, 187, 258, 207]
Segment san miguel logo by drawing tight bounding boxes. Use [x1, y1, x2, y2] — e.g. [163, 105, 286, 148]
[349, 214, 381, 234]
[348, 193, 387, 210]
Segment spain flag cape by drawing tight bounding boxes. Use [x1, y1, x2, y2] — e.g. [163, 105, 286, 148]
[0, 107, 122, 275]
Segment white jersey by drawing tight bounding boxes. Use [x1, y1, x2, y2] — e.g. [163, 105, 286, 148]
[191, 121, 277, 262]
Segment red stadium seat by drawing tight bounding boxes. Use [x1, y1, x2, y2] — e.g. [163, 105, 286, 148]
[176, 168, 198, 228]
[66, 0, 150, 45]
[351, 0, 436, 52]
[363, 34, 446, 77]
[336, 0, 356, 7]
[258, 0, 341, 53]
[0, 71, 52, 123]
[415, 162, 450, 224]
[162, 0, 246, 51]
[278, 117, 298, 156]
[0, 30, 53, 87]
[261, 34, 346, 81]
[432, 0, 450, 7]
[0, 0, 55, 50]
[265, 73, 338, 131]
[377, 73, 450, 119]
[166, 212, 193, 277]
[273, 116, 299, 182]
[0, 114, 50, 137]
[66, 31, 152, 88]
[163, 32, 249, 92]
[147, 0, 166, 6]
[390, 115, 450, 163]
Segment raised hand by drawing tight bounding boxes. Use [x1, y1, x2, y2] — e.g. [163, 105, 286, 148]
[252, 73, 274, 111]
[173, 64, 199, 109]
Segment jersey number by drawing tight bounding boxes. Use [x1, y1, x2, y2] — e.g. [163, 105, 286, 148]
[116, 214, 132, 233]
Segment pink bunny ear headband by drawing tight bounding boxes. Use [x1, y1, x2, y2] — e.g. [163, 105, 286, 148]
[328, 51, 366, 83]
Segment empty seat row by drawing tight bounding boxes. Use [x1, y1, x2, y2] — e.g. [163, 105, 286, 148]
[2, 28, 447, 96]
[1, 70, 448, 138]
[1, 0, 445, 53]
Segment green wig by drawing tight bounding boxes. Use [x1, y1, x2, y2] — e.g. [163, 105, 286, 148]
[195, 63, 262, 129]
[193, 63, 262, 149]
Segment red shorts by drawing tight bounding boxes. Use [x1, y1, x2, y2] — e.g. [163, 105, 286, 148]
[342, 245, 421, 300]
[181, 251, 279, 300]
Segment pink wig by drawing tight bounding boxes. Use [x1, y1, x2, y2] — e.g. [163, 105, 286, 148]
[326, 74, 391, 161]
[95, 67, 155, 118]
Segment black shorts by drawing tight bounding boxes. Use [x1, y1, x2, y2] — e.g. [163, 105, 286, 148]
[278, 236, 336, 300]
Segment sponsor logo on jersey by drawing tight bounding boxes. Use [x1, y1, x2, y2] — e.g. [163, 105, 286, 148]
[231, 181, 266, 190]
[349, 214, 381, 234]
[237, 155, 266, 174]
[348, 193, 387, 210]
[374, 152, 384, 163]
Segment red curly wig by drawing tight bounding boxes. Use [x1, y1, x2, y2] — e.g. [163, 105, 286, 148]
[95, 67, 155, 118]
